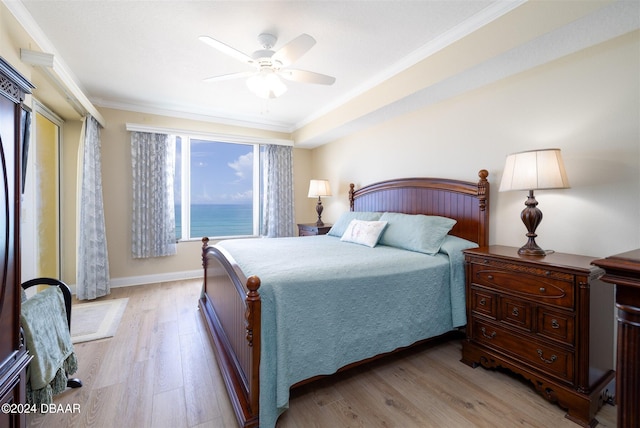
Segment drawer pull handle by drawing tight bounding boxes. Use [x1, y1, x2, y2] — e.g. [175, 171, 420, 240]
[481, 327, 496, 339]
[479, 298, 486, 306]
[487, 275, 494, 280]
[539, 287, 546, 293]
[551, 319, 560, 329]
[537, 349, 557, 364]
[512, 307, 519, 317]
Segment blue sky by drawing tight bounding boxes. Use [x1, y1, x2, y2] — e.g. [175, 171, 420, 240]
[175, 138, 254, 205]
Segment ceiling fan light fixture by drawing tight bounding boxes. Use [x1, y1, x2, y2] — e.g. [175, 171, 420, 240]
[246, 69, 287, 99]
[201, 32, 335, 96]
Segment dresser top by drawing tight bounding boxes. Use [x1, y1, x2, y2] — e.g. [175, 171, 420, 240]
[592, 248, 640, 277]
[464, 245, 601, 274]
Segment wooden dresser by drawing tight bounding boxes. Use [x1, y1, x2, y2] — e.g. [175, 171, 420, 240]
[461, 246, 615, 427]
[0, 57, 33, 428]
[592, 249, 640, 428]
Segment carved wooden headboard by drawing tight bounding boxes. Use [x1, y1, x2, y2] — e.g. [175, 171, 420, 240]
[349, 170, 489, 247]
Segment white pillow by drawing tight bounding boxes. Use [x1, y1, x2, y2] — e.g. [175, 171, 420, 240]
[340, 220, 388, 248]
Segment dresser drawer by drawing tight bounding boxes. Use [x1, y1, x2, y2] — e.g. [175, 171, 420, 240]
[471, 288, 496, 319]
[500, 296, 532, 331]
[471, 319, 574, 383]
[537, 307, 575, 346]
[471, 264, 575, 309]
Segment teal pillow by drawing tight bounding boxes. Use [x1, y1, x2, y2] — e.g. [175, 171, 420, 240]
[327, 211, 383, 237]
[378, 212, 457, 255]
[439, 235, 478, 256]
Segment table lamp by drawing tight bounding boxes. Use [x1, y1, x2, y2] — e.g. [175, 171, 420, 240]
[499, 148, 570, 256]
[308, 179, 332, 226]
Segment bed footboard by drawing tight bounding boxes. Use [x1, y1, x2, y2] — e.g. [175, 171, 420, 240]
[198, 238, 261, 428]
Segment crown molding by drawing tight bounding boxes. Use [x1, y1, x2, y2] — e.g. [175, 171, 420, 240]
[95, 98, 294, 134]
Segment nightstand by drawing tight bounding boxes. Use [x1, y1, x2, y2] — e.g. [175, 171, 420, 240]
[297, 223, 332, 236]
[461, 246, 615, 427]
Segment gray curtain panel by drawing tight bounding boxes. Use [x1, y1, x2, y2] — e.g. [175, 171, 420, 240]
[76, 115, 110, 300]
[262, 144, 295, 238]
[131, 131, 177, 258]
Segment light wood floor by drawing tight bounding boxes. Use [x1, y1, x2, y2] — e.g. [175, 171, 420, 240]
[27, 279, 616, 428]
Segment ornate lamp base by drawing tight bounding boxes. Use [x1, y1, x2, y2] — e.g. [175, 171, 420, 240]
[519, 190, 546, 256]
[315, 197, 324, 227]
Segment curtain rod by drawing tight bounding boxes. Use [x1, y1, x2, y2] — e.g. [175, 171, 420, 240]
[125, 123, 293, 147]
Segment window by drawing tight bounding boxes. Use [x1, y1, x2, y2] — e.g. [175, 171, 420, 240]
[174, 136, 262, 240]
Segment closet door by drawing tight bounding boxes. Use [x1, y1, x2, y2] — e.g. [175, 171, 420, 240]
[21, 107, 61, 279]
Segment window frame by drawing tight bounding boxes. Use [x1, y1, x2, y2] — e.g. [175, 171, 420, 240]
[175, 135, 261, 241]
[125, 123, 293, 242]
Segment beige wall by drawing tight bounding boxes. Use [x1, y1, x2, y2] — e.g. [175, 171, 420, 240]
[0, 4, 30, 78]
[310, 31, 640, 258]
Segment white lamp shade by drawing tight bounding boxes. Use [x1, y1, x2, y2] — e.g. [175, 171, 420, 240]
[246, 69, 287, 99]
[499, 148, 570, 192]
[308, 179, 332, 198]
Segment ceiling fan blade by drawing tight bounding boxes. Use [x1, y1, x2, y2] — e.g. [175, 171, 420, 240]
[199, 36, 254, 65]
[272, 34, 316, 67]
[203, 71, 255, 83]
[279, 69, 336, 85]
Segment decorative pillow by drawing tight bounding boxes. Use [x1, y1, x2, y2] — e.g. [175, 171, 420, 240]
[378, 212, 457, 255]
[340, 220, 388, 248]
[327, 211, 383, 237]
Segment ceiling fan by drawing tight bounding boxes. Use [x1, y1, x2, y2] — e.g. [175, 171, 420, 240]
[199, 32, 336, 99]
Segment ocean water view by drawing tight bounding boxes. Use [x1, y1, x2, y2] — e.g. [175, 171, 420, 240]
[175, 204, 254, 239]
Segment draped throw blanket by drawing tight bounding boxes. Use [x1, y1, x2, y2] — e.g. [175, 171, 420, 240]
[131, 132, 177, 258]
[77, 115, 110, 300]
[262, 144, 295, 237]
[21, 287, 78, 406]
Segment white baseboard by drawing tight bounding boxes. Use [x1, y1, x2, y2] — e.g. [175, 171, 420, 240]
[68, 269, 202, 294]
[110, 270, 203, 288]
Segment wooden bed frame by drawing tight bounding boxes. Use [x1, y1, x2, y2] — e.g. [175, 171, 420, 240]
[198, 170, 490, 428]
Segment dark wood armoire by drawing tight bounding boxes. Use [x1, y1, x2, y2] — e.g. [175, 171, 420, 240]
[0, 56, 34, 427]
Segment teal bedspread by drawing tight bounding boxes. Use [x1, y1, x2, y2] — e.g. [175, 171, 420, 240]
[217, 234, 475, 428]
